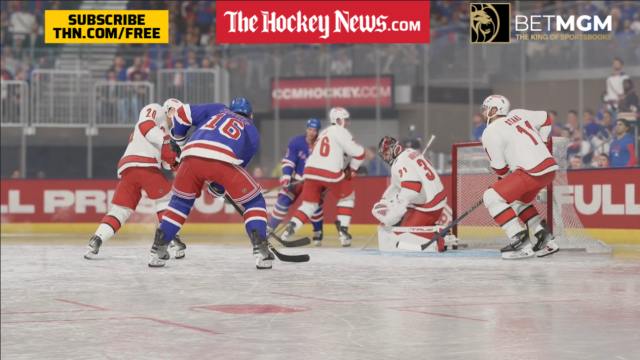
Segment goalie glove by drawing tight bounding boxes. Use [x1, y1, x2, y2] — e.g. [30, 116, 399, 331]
[206, 182, 226, 198]
[371, 197, 408, 227]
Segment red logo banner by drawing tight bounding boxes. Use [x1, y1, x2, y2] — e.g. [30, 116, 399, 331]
[272, 76, 393, 109]
[216, 1, 430, 44]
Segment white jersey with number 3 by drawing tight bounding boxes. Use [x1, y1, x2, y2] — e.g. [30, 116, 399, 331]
[303, 125, 365, 183]
[481, 108, 558, 177]
[385, 149, 447, 212]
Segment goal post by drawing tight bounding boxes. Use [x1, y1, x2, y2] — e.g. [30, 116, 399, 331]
[450, 137, 611, 253]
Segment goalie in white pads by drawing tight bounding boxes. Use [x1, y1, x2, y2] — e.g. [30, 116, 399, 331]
[372, 136, 448, 252]
[480, 95, 559, 259]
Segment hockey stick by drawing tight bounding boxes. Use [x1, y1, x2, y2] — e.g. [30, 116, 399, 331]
[396, 199, 484, 251]
[421, 134, 436, 156]
[224, 195, 310, 262]
[262, 179, 303, 195]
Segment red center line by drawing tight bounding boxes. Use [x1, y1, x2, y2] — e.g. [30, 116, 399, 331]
[394, 308, 488, 322]
[55, 298, 110, 311]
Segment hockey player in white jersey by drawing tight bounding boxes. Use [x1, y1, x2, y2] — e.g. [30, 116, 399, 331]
[371, 136, 448, 251]
[480, 95, 559, 259]
[84, 103, 184, 259]
[282, 107, 365, 247]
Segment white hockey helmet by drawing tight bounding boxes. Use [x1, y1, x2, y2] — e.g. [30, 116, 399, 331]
[329, 107, 350, 127]
[140, 103, 167, 127]
[482, 95, 510, 122]
[162, 98, 183, 117]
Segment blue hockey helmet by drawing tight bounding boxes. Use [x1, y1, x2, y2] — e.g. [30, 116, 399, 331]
[229, 97, 253, 118]
[306, 118, 321, 130]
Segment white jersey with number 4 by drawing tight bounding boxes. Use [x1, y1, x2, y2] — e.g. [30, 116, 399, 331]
[385, 149, 447, 212]
[481, 108, 558, 177]
[117, 104, 168, 177]
[303, 125, 365, 183]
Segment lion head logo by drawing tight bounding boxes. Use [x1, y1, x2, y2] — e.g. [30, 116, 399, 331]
[470, 4, 500, 43]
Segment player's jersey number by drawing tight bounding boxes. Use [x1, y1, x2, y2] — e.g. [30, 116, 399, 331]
[204, 113, 245, 140]
[319, 136, 330, 157]
[515, 120, 539, 145]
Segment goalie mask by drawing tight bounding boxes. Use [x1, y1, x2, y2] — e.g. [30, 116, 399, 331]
[378, 136, 403, 165]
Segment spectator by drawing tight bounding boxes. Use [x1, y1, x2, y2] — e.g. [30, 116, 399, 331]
[609, 119, 637, 167]
[472, 113, 485, 140]
[601, 110, 615, 132]
[583, 109, 603, 138]
[603, 57, 629, 109]
[566, 130, 592, 165]
[619, 78, 638, 113]
[591, 154, 609, 168]
[569, 155, 583, 169]
[548, 110, 563, 137]
[126, 56, 149, 81]
[10, 169, 21, 178]
[566, 110, 579, 134]
[109, 55, 127, 81]
[8, 1, 37, 53]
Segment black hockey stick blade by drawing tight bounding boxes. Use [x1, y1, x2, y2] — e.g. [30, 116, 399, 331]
[268, 232, 311, 247]
[418, 199, 484, 251]
[268, 243, 310, 262]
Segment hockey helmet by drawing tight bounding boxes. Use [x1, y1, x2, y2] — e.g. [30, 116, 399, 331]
[481, 95, 510, 122]
[230, 97, 253, 118]
[162, 98, 183, 117]
[329, 107, 350, 127]
[307, 118, 321, 130]
[378, 136, 403, 165]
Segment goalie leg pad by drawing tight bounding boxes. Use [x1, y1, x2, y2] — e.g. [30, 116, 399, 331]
[380, 225, 444, 252]
[483, 188, 525, 238]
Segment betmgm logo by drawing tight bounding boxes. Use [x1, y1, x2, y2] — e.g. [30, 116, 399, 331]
[469, 3, 510, 43]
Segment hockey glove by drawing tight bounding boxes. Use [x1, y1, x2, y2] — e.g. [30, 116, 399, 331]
[279, 175, 291, 187]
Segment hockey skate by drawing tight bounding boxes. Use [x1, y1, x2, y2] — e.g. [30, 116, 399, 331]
[532, 220, 559, 257]
[84, 235, 102, 260]
[335, 221, 352, 247]
[149, 228, 170, 267]
[500, 230, 535, 260]
[281, 222, 295, 242]
[170, 234, 186, 259]
[250, 230, 274, 270]
[312, 230, 323, 247]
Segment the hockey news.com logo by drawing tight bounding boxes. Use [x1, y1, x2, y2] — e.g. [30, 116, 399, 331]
[215, 1, 430, 44]
[469, 2, 613, 43]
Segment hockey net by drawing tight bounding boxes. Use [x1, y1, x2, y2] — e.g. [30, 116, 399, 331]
[451, 137, 611, 253]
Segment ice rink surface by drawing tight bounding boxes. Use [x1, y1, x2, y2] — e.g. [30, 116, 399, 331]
[1, 236, 639, 360]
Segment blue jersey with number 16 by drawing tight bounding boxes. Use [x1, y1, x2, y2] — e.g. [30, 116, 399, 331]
[172, 103, 259, 167]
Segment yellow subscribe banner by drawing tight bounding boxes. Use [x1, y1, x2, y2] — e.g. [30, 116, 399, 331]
[45, 10, 168, 44]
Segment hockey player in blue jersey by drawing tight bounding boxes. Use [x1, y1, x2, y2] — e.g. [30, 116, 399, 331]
[149, 97, 274, 269]
[268, 118, 325, 246]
